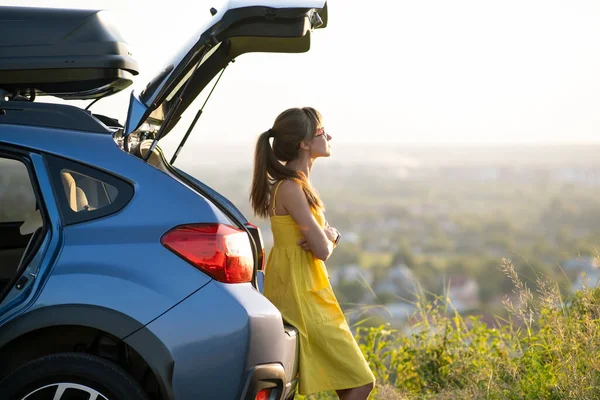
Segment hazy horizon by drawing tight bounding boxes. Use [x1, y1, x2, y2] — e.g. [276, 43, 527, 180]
[170, 141, 600, 169]
[3, 0, 600, 148]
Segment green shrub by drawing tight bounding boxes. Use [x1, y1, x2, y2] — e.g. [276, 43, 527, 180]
[300, 258, 600, 399]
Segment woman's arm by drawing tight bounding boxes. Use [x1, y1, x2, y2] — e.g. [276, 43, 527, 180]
[278, 180, 333, 261]
[299, 221, 337, 250]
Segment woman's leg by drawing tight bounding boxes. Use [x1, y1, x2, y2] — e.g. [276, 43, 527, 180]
[338, 382, 374, 400]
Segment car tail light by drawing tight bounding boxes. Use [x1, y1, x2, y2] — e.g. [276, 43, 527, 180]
[161, 223, 253, 283]
[245, 221, 265, 271]
[255, 389, 271, 400]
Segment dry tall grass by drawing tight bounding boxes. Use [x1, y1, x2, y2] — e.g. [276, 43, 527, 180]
[300, 258, 600, 400]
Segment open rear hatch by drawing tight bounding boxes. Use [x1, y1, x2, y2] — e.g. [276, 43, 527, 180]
[123, 0, 327, 145]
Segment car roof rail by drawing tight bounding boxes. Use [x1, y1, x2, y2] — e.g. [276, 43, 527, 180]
[0, 101, 110, 134]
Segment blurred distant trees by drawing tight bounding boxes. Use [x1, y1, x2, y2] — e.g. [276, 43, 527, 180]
[190, 160, 600, 319]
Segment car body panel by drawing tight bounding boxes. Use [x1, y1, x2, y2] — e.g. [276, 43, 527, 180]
[0, 124, 223, 329]
[126, 280, 291, 399]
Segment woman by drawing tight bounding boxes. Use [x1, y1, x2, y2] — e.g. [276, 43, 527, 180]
[250, 107, 375, 400]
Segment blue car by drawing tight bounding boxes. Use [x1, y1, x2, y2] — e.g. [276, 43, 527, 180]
[0, 1, 327, 399]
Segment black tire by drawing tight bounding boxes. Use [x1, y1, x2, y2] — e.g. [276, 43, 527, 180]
[0, 352, 150, 400]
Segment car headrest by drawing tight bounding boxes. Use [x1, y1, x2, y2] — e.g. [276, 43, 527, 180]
[20, 209, 43, 235]
[75, 187, 89, 211]
[60, 171, 78, 211]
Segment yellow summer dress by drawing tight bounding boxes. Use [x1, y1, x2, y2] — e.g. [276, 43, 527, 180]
[263, 181, 376, 395]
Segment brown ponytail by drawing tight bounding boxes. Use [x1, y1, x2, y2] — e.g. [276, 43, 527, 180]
[250, 107, 325, 218]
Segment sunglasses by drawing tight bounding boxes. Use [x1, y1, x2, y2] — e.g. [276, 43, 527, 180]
[315, 127, 331, 140]
[296, 127, 331, 148]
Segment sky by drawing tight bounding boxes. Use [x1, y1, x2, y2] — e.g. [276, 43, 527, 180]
[4, 0, 600, 156]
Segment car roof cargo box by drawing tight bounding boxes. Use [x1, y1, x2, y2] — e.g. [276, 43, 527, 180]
[0, 6, 139, 100]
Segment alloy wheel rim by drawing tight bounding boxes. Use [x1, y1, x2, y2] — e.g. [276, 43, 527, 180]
[22, 382, 110, 400]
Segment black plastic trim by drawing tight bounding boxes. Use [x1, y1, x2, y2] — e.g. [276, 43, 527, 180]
[0, 101, 111, 133]
[0, 305, 144, 348]
[213, 6, 314, 42]
[239, 363, 286, 400]
[44, 154, 134, 226]
[245, 223, 265, 286]
[123, 327, 175, 400]
[0, 68, 136, 100]
[92, 113, 123, 129]
[0, 304, 175, 400]
[212, 5, 327, 36]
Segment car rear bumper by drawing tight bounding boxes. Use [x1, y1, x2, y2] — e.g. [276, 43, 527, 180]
[124, 280, 299, 400]
[238, 363, 286, 400]
[237, 326, 299, 400]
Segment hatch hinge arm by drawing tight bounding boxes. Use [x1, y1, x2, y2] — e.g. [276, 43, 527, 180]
[169, 64, 229, 165]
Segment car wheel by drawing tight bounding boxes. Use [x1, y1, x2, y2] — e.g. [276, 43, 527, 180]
[0, 352, 149, 400]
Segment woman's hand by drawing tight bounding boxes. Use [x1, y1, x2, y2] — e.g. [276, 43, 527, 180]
[298, 238, 311, 251]
[299, 225, 338, 251]
[298, 222, 339, 251]
[324, 221, 339, 243]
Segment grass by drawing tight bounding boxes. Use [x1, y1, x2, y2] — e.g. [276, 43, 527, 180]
[359, 252, 394, 268]
[298, 258, 600, 399]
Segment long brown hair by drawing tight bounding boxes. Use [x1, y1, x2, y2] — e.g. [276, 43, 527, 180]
[250, 107, 325, 218]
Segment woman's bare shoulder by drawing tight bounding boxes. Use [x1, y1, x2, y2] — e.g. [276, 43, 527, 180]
[277, 179, 303, 196]
[277, 179, 310, 208]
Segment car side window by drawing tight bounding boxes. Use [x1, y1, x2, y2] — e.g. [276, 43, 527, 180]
[0, 158, 37, 223]
[0, 155, 45, 290]
[59, 169, 119, 213]
[46, 155, 133, 225]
